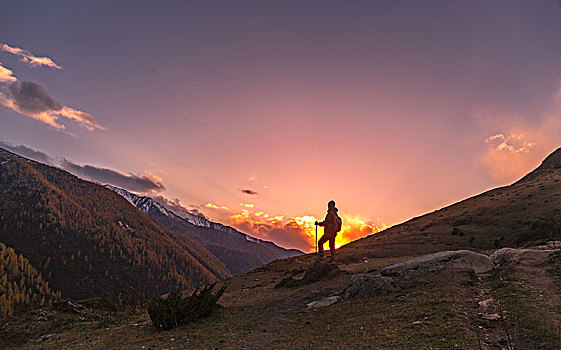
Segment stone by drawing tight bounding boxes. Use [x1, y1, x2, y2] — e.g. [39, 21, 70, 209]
[37, 334, 55, 342]
[489, 248, 553, 266]
[306, 296, 340, 309]
[481, 313, 501, 321]
[54, 299, 83, 313]
[344, 274, 397, 300]
[381, 250, 494, 278]
[478, 298, 494, 310]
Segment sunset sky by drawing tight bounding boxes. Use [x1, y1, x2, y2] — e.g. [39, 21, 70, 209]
[1, 1, 561, 252]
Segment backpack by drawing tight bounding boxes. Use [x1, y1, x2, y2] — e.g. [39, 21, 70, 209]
[333, 213, 342, 233]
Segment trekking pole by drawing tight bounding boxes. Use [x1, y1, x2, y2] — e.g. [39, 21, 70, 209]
[315, 222, 318, 257]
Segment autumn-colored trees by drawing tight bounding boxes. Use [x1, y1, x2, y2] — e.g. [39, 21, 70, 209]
[0, 242, 60, 316]
[0, 150, 228, 302]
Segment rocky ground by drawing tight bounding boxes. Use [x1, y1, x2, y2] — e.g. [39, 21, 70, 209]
[1, 245, 560, 349]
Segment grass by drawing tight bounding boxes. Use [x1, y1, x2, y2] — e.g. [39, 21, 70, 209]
[0, 258, 478, 349]
[492, 265, 561, 349]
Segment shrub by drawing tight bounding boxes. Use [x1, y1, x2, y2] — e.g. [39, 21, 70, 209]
[147, 282, 225, 331]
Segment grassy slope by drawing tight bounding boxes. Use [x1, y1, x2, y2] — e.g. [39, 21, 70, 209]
[345, 148, 561, 260]
[2, 148, 561, 348]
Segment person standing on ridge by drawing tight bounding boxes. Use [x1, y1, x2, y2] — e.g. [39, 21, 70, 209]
[315, 200, 342, 261]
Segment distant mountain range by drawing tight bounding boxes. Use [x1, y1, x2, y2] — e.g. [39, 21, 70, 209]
[0, 147, 229, 301]
[0, 145, 301, 310]
[105, 185, 302, 275]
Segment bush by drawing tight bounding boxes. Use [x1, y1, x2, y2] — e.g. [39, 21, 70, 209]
[147, 282, 225, 331]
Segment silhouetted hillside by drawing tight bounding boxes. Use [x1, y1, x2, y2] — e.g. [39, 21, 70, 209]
[0, 148, 229, 300]
[346, 147, 561, 257]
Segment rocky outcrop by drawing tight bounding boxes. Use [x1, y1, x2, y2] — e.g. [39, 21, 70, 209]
[381, 250, 494, 278]
[489, 248, 553, 266]
[344, 274, 397, 300]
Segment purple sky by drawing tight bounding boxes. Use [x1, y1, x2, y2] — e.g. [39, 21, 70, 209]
[1, 1, 561, 251]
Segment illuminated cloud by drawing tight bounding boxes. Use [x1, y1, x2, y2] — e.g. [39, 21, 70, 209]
[205, 203, 229, 210]
[60, 159, 165, 193]
[228, 208, 384, 252]
[240, 189, 258, 195]
[485, 133, 534, 153]
[0, 81, 104, 131]
[0, 43, 62, 69]
[0, 62, 16, 82]
[480, 82, 561, 184]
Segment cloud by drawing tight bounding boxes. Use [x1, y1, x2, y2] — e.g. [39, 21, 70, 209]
[8, 80, 62, 113]
[205, 203, 229, 210]
[0, 43, 101, 132]
[0, 43, 62, 69]
[479, 80, 561, 184]
[230, 211, 315, 251]
[485, 133, 535, 154]
[240, 189, 258, 195]
[0, 81, 104, 131]
[0, 140, 54, 164]
[228, 209, 384, 252]
[0, 140, 167, 194]
[481, 127, 559, 184]
[0, 62, 16, 83]
[60, 159, 165, 193]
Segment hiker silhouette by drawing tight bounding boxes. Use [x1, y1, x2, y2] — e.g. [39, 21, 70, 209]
[315, 200, 342, 260]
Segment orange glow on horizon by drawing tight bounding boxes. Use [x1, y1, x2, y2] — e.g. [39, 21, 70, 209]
[225, 205, 385, 252]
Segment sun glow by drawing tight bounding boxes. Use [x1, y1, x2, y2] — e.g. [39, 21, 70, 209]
[223, 204, 385, 252]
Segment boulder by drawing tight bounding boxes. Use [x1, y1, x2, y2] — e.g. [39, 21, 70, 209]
[489, 248, 553, 266]
[344, 274, 397, 300]
[307, 296, 340, 309]
[380, 250, 494, 278]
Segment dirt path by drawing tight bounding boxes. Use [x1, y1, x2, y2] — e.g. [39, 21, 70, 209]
[456, 260, 561, 349]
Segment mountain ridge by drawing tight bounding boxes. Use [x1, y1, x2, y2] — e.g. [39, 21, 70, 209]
[104, 185, 303, 274]
[0, 147, 229, 300]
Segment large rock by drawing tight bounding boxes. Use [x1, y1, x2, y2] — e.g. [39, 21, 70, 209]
[344, 274, 397, 299]
[490, 248, 553, 266]
[381, 250, 494, 278]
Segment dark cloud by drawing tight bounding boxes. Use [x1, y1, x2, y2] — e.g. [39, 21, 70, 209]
[0, 140, 53, 164]
[0, 140, 164, 193]
[240, 189, 258, 195]
[8, 81, 62, 114]
[61, 159, 165, 193]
